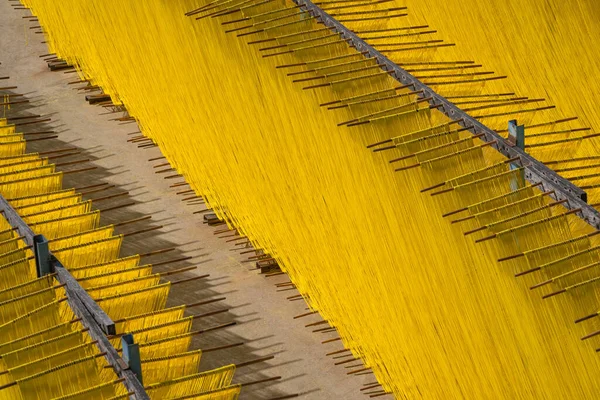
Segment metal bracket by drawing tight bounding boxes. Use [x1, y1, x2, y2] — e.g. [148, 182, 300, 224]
[33, 234, 52, 277]
[507, 120, 525, 188]
[507, 120, 525, 150]
[121, 334, 143, 385]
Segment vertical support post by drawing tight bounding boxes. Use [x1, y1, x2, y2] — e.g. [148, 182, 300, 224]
[508, 120, 526, 191]
[121, 334, 143, 385]
[508, 119, 525, 150]
[33, 234, 52, 277]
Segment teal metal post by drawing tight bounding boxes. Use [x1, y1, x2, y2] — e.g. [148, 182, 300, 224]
[508, 120, 526, 191]
[121, 334, 143, 385]
[33, 234, 52, 277]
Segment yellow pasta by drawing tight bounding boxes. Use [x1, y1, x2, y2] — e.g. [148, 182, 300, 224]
[141, 350, 202, 385]
[145, 365, 236, 399]
[166, 385, 241, 400]
[17, 0, 600, 397]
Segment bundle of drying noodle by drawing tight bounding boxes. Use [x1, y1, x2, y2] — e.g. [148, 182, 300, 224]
[166, 385, 242, 400]
[138, 331, 197, 360]
[17, 0, 600, 398]
[141, 350, 202, 385]
[144, 365, 237, 398]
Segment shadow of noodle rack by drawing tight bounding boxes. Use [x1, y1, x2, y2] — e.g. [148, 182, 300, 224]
[0, 195, 149, 399]
[294, 0, 600, 230]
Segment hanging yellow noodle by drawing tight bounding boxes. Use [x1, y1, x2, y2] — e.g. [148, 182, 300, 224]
[138, 331, 195, 360]
[8, 188, 77, 208]
[0, 285, 66, 324]
[110, 317, 193, 349]
[0, 342, 98, 385]
[0, 258, 37, 290]
[52, 237, 123, 269]
[13, 356, 111, 400]
[18, 0, 600, 397]
[77, 265, 154, 289]
[0, 330, 89, 372]
[86, 275, 162, 298]
[15, 194, 82, 216]
[0, 142, 25, 158]
[0, 174, 62, 199]
[113, 306, 186, 334]
[48, 226, 114, 251]
[167, 385, 242, 400]
[97, 283, 170, 320]
[31, 211, 101, 240]
[22, 200, 92, 224]
[0, 154, 43, 167]
[0, 165, 56, 184]
[0, 236, 25, 254]
[144, 365, 236, 398]
[0, 322, 80, 356]
[0, 159, 46, 174]
[68, 256, 140, 279]
[141, 350, 202, 385]
[50, 381, 129, 400]
[0, 275, 54, 302]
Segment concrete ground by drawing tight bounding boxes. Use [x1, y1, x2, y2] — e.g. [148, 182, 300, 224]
[0, 2, 379, 399]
